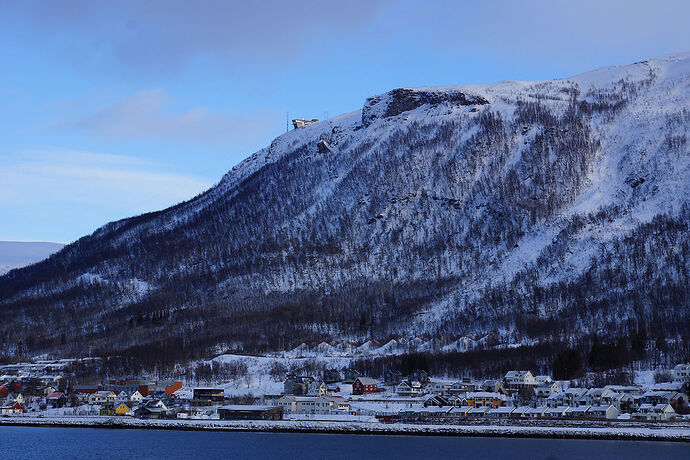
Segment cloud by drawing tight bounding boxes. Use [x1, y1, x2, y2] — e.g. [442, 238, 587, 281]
[0, 148, 213, 209]
[54, 89, 277, 146]
[1, 0, 390, 74]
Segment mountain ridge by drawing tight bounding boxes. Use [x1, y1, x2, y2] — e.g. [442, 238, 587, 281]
[1, 52, 688, 366]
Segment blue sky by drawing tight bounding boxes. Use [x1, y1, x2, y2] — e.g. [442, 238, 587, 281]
[1, 0, 689, 243]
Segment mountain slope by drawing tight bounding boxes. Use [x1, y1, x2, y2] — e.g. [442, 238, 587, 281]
[1, 53, 689, 363]
[0, 241, 65, 276]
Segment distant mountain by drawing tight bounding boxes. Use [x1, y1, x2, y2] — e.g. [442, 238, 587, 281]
[0, 241, 64, 275]
[1, 53, 688, 367]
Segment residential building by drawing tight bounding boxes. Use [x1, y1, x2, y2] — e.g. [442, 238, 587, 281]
[218, 405, 283, 420]
[589, 404, 620, 420]
[633, 404, 676, 421]
[504, 371, 537, 390]
[352, 377, 378, 395]
[384, 369, 403, 386]
[466, 392, 506, 408]
[672, 364, 690, 382]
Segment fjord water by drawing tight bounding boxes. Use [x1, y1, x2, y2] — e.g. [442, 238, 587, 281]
[0, 427, 688, 459]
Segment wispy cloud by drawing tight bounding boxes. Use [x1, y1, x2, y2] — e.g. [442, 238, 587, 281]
[0, 148, 212, 209]
[54, 90, 276, 146]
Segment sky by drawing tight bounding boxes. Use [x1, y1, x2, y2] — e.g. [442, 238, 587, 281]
[1, 0, 688, 243]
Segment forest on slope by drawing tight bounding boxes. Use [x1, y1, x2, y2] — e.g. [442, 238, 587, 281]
[1, 53, 688, 376]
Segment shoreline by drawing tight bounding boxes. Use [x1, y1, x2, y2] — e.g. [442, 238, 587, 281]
[2, 417, 689, 443]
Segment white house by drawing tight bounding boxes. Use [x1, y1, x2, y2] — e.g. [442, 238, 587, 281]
[581, 388, 612, 406]
[525, 405, 548, 418]
[535, 381, 559, 397]
[589, 404, 620, 420]
[129, 391, 144, 404]
[504, 371, 537, 390]
[565, 405, 590, 418]
[545, 406, 570, 418]
[88, 391, 116, 405]
[633, 403, 676, 421]
[672, 364, 690, 382]
[396, 381, 425, 397]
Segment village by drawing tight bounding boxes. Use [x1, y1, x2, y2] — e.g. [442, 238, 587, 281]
[2, 359, 690, 429]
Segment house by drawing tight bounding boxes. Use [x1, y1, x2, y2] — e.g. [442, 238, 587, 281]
[114, 402, 131, 416]
[504, 371, 537, 390]
[342, 369, 361, 384]
[641, 390, 678, 406]
[396, 381, 425, 397]
[510, 406, 531, 418]
[563, 388, 587, 406]
[565, 405, 590, 418]
[323, 369, 341, 384]
[292, 118, 319, 129]
[218, 405, 284, 420]
[525, 406, 548, 418]
[604, 385, 643, 395]
[633, 403, 676, 421]
[408, 370, 429, 384]
[581, 388, 612, 406]
[545, 406, 570, 418]
[449, 379, 478, 394]
[88, 391, 116, 405]
[45, 391, 66, 408]
[487, 406, 515, 418]
[535, 381, 560, 397]
[427, 381, 452, 395]
[129, 391, 144, 404]
[192, 388, 224, 403]
[446, 405, 473, 419]
[480, 380, 505, 394]
[99, 406, 115, 416]
[601, 392, 634, 412]
[589, 404, 620, 420]
[423, 394, 452, 407]
[0, 385, 8, 397]
[352, 377, 378, 395]
[304, 378, 321, 396]
[134, 400, 169, 419]
[467, 406, 491, 417]
[114, 391, 130, 404]
[672, 363, 690, 382]
[535, 375, 553, 384]
[0, 401, 23, 415]
[384, 369, 403, 386]
[465, 392, 506, 408]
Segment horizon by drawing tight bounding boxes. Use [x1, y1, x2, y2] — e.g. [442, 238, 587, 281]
[1, 0, 689, 243]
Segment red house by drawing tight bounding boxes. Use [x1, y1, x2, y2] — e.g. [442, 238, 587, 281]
[352, 377, 378, 395]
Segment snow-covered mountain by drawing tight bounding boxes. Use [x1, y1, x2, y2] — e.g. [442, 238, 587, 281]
[1, 53, 688, 364]
[0, 241, 64, 275]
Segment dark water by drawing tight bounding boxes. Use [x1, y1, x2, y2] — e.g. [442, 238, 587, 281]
[0, 426, 687, 459]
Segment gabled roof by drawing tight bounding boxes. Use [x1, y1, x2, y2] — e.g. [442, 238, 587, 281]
[355, 377, 377, 385]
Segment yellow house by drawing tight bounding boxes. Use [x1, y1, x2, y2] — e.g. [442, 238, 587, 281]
[115, 403, 131, 416]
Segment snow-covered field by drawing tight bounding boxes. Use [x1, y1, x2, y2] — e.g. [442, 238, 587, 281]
[1, 415, 689, 442]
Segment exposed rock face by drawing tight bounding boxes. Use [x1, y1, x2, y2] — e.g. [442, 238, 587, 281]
[362, 88, 489, 126]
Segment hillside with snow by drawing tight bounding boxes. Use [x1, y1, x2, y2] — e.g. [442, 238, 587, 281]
[0, 53, 688, 366]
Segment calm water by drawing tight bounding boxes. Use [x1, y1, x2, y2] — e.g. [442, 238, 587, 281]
[0, 426, 688, 459]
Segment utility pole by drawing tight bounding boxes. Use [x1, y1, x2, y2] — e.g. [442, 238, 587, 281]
[286, 112, 289, 132]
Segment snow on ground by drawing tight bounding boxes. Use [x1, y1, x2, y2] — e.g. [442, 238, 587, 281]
[209, 353, 359, 397]
[2, 415, 689, 442]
